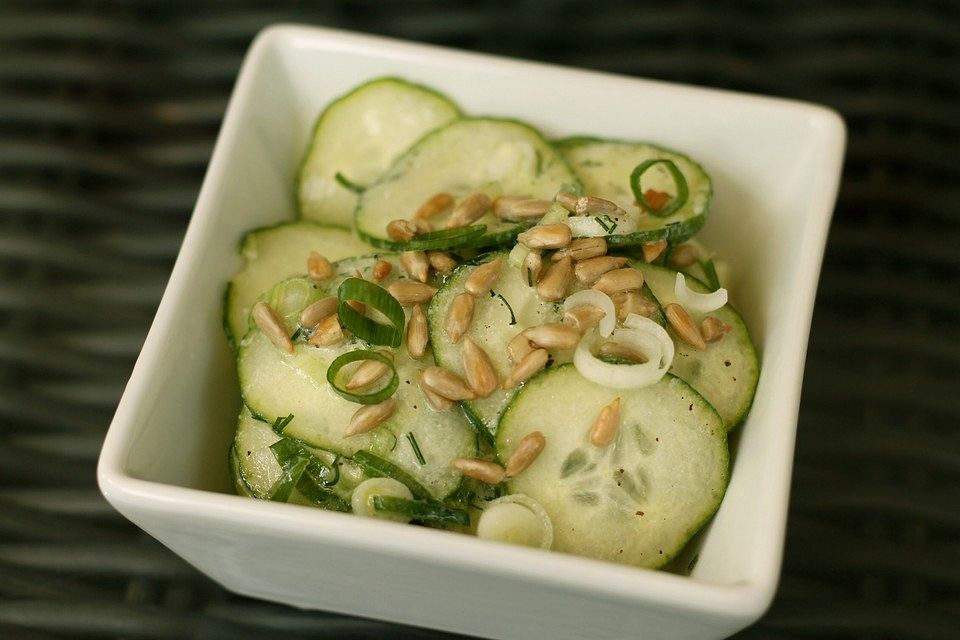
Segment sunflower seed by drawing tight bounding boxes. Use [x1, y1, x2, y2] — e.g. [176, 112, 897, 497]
[465, 258, 501, 297]
[537, 255, 573, 301]
[445, 292, 475, 344]
[345, 398, 397, 437]
[554, 191, 579, 211]
[640, 188, 671, 212]
[252, 302, 294, 354]
[307, 252, 334, 281]
[492, 196, 553, 221]
[612, 290, 659, 322]
[562, 304, 606, 333]
[420, 366, 477, 400]
[418, 370, 454, 410]
[668, 243, 699, 268]
[517, 224, 572, 250]
[574, 255, 628, 285]
[666, 303, 706, 350]
[701, 316, 732, 343]
[372, 259, 393, 281]
[597, 342, 647, 363]
[307, 313, 345, 346]
[450, 458, 505, 484]
[415, 192, 455, 220]
[427, 251, 458, 273]
[573, 195, 624, 216]
[641, 239, 668, 263]
[590, 397, 621, 447]
[522, 250, 542, 286]
[591, 267, 644, 295]
[388, 281, 437, 305]
[446, 192, 491, 228]
[523, 323, 581, 350]
[462, 337, 498, 398]
[551, 237, 608, 262]
[345, 351, 394, 390]
[505, 431, 546, 477]
[502, 348, 549, 389]
[400, 250, 430, 283]
[386, 219, 419, 242]
[406, 304, 429, 359]
[299, 296, 338, 329]
[507, 332, 535, 363]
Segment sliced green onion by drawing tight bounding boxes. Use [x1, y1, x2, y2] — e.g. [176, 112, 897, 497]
[403, 224, 486, 250]
[699, 258, 721, 291]
[270, 413, 294, 435]
[353, 450, 434, 503]
[630, 159, 689, 217]
[406, 432, 426, 465]
[334, 171, 366, 194]
[372, 496, 470, 527]
[326, 349, 399, 404]
[337, 278, 404, 347]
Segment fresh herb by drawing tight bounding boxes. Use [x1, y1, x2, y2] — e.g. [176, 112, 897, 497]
[630, 158, 689, 217]
[699, 258, 721, 291]
[402, 224, 486, 250]
[337, 278, 405, 347]
[290, 326, 305, 342]
[594, 214, 618, 234]
[334, 171, 366, 194]
[372, 496, 470, 527]
[326, 349, 399, 404]
[406, 432, 426, 465]
[490, 290, 517, 325]
[270, 413, 294, 435]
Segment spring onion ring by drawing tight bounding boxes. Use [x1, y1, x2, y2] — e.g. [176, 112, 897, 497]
[630, 158, 689, 217]
[337, 277, 404, 347]
[476, 494, 553, 549]
[563, 289, 616, 337]
[574, 315, 674, 389]
[326, 349, 399, 405]
[674, 272, 728, 314]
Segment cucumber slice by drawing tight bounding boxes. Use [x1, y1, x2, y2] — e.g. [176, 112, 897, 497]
[237, 255, 477, 500]
[428, 252, 565, 441]
[556, 137, 711, 246]
[233, 408, 366, 504]
[496, 365, 728, 568]
[633, 261, 759, 430]
[356, 118, 580, 249]
[224, 222, 372, 349]
[297, 77, 461, 227]
[229, 443, 253, 497]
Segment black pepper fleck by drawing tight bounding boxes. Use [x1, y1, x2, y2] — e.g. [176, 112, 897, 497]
[724, 360, 731, 367]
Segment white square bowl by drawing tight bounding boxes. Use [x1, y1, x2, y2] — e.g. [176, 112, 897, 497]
[98, 24, 845, 640]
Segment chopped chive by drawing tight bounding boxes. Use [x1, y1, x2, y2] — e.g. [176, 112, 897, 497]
[406, 432, 426, 465]
[337, 278, 405, 347]
[490, 290, 517, 325]
[326, 349, 399, 405]
[270, 413, 294, 434]
[630, 159, 689, 217]
[334, 171, 366, 194]
[594, 215, 617, 234]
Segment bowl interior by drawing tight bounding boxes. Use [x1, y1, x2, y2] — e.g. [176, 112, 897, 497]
[114, 28, 841, 593]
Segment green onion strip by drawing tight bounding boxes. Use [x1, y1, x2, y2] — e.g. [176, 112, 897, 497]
[404, 224, 486, 250]
[630, 159, 689, 217]
[326, 349, 399, 405]
[337, 277, 404, 347]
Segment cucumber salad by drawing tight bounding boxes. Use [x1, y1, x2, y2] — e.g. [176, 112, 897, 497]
[225, 77, 759, 570]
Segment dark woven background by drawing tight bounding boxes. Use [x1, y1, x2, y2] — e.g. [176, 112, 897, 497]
[1, 1, 958, 638]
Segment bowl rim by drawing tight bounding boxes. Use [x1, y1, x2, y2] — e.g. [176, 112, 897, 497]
[98, 22, 846, 626]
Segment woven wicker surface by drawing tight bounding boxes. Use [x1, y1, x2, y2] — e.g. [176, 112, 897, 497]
[1, 1, 957, 638]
